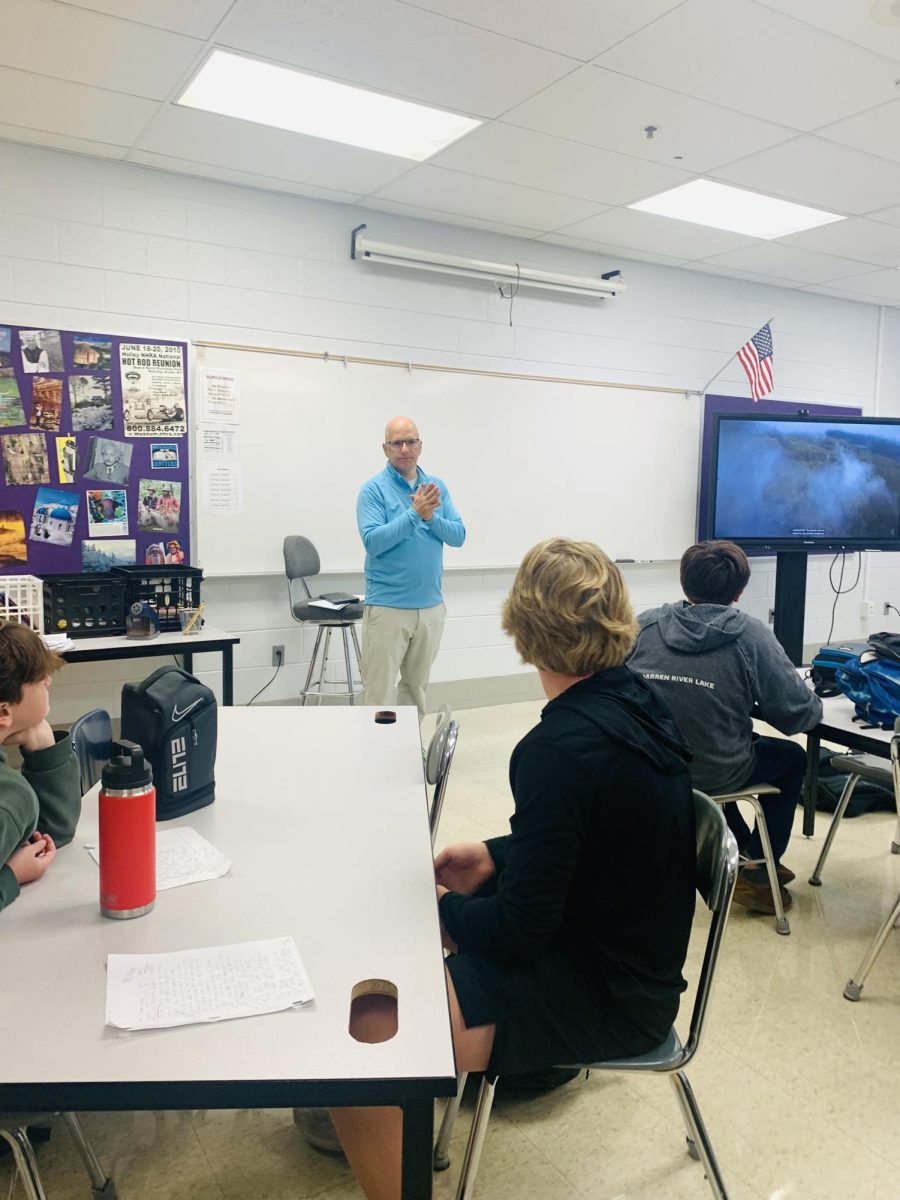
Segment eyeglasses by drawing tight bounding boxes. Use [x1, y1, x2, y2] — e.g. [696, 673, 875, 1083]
[385, 438, 421, 449]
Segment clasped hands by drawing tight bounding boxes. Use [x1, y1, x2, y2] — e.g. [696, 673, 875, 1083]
[411, 482, 440, 521]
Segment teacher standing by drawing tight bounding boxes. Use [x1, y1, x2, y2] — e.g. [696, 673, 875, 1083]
[356, 416, 465, 718]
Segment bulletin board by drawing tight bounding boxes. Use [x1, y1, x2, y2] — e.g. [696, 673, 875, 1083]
[0, 324, 190, 575]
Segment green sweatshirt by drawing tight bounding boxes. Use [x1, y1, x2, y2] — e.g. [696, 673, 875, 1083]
[0, 731, 81, 912]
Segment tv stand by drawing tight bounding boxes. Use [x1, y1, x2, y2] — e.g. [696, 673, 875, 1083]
[773, 551, 808, 666]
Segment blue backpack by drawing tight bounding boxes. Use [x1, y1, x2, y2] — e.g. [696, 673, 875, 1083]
[836, 651, 900, 730]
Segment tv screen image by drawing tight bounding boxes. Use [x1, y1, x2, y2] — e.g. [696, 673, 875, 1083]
[710, 415, 900, 548]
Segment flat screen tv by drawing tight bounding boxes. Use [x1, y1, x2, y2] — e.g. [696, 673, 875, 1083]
[706, 413, 900, 551]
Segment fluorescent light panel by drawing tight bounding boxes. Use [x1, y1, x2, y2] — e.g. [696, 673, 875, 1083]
[629, 179, 845, 240]
[176, 50, 480, 161]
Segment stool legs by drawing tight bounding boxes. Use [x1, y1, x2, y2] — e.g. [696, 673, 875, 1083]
[844, 888, 900, 1001]
[299, 624, 362, 705]
[741, 795, 790, 936]
[434, 1071, 467, 1170]
[455, 1076, 497, 1200]
[809, 775, 861, 886]
[0, 1128, 46, 1200]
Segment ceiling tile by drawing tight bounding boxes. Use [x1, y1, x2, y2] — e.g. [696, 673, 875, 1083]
[0, 0, 204, 100]
[780, 217, 900, 268]
[713, 136, 900, 216]
[359, 197, 543, 241]
[430, 123, 690, 206]
[818, 98, 900, 163]
[0, 124, 128, 160]
[372, 166, 604, 231]
[136, 106, 415, 195]
[55, 0, 234, 38]
[596, 0, 899, 130]
[394, 0, 685, 61]
[812, 270, 900, 302]
[538, 232, 686, 267]
[755, 0, 900, 60]
[686, 260, 809, 289]
[552, 207, 758, 260]
[0, 67, 159, 144]
[503, 65, 797, 173]
[215, 0, 576, 119]
[129, 150, 363, 205]
[698, 242, 877, 285]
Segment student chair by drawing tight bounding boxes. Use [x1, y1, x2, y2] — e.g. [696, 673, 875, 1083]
[808, 741, 900, 888]
[425, 703, 459, 844]
[843, 882, 900, 1001]
[434, 790, 739, 1200]
[68, 708, 113, 794]
[283, 536, 364, 705]
[711, 784, 789, 935]
[0, 1112, 116, 1199]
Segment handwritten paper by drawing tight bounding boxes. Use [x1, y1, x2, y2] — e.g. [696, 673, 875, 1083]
[85, 827, 231, 891]
[105, 937, 315, 1031]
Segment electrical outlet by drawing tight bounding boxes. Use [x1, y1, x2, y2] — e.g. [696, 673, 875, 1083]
[886, 603, 893, 617]
[861, 600, 875, 618]
[272, 645, 284, 667]
[767, 608, 775, 624]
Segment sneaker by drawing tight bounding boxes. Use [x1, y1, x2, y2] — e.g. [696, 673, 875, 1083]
[732, 875, 793, 915]
[293, 1108, 344, 1156]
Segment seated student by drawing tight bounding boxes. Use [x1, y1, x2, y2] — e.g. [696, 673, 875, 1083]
[628, 539, 823, 915]
[0, 620, 81, 914]
[328, 537, 697, 1200]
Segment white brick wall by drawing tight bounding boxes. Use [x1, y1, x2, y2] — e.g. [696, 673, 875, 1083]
[0, 139, 895, 719]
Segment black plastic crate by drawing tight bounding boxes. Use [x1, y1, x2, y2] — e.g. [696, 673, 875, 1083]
[112, 565, 203, 632]
[41, 572, 128, 638]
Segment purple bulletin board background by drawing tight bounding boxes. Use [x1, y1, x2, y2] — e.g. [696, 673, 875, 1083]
[0, 325, 190, 575]
[696, 393, 863, 543]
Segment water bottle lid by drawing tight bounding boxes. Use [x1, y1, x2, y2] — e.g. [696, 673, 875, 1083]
[102, 739, 153, 789]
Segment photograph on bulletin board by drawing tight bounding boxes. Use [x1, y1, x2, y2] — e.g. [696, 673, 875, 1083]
[0, 324, 190, 578]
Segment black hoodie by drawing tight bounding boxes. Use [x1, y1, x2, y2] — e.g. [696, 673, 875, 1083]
[439, 666, 696, 1012]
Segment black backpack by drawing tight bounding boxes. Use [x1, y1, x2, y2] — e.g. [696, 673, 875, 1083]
[120, 665, 216, 820]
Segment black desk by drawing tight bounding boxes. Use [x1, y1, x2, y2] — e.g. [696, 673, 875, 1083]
[61, 625, 240, 706]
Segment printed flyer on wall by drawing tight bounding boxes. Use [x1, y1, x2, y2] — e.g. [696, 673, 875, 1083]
[120, 343, 186, 437]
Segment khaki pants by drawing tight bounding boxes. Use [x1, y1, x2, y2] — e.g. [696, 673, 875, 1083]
[360, 603, 446, 719]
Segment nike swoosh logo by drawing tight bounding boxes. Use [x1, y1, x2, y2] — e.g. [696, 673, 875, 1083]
[172, 698, 203, 722]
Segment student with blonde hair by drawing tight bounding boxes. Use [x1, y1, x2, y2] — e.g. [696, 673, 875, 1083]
[329, 538, 697, 1200]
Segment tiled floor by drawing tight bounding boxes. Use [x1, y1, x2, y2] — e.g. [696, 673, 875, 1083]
[4, 699, 900, 1199]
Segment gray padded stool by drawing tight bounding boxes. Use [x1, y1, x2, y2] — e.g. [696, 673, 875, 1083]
[283, 536, 364, 705]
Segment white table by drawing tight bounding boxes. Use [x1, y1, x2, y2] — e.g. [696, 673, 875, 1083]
[0, 706, 456, 1199]
[62, 625, 240, 705]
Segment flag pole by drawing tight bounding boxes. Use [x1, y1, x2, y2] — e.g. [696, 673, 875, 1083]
[698, 317, 775, 396]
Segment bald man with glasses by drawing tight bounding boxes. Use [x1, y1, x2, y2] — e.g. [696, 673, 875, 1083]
[356, 415, 465, 719]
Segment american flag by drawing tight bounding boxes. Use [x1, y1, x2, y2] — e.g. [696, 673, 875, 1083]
[736, 323, 773, 401]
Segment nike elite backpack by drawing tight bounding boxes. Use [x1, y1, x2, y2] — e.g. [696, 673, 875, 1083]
[121, 665, 217, 819]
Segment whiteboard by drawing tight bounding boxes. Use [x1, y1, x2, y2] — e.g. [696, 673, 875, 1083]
[192, 343, 701, 576]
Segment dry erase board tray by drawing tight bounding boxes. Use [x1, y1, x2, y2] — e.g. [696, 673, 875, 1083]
[112, 565, 202, 632]
[41, 573, 127, 638]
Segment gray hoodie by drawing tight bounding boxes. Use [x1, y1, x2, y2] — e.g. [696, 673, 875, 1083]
[628, 602, 823, 794]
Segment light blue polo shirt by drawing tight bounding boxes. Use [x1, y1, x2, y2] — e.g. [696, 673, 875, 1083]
[357, 464, 465, 609]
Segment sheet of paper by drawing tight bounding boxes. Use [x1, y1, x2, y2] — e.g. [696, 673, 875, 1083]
[202, 464, 243, 514]
[105, 937, 315, 1031]
[85, 827, 231, 891]
[200, 427, 239, 456]
[308, 597, 362, 610]
[199, 367, 240, 424]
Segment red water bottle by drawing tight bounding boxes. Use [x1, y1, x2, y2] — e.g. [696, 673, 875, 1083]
[99, 739, 156, 919]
